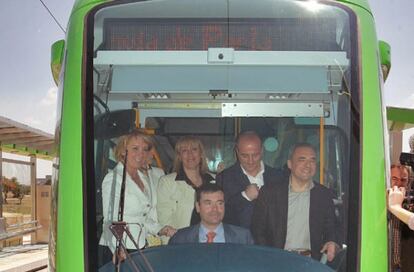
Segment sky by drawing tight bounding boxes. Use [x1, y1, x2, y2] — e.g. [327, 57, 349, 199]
[370, 0, 414, 151]
[0, 0, 413, 181]
[0, 0, 74, 182]
[0, 1, 73, 133]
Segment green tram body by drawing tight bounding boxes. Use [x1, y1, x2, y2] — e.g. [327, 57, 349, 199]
[50, 0, 390, 271]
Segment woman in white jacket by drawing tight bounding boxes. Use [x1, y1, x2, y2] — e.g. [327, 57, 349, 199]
[99, 130, 175, 263]
[157, 136, 214, 243]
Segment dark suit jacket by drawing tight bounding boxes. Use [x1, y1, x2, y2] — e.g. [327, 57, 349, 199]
[168, 223, 254, 245]
[251, 175, 337, 260]
[216, 163, 281, 228]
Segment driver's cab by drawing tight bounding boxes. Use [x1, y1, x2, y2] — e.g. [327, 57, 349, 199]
[89, 0, 357, 270]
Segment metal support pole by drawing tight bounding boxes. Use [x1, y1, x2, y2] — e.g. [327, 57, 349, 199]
[0, 148, 3, 218]
[389, 131, 403, 165]
[319, 117, 325, 185]
[0, 148, 4, 249]
[30, 155, 37, 244]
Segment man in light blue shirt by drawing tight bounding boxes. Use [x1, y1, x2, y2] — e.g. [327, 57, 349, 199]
[198, 221, 226, 243]
[169, 183, 254, 245]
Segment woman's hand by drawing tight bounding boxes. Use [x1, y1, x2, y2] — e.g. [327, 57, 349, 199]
[159, 225, 177, 237]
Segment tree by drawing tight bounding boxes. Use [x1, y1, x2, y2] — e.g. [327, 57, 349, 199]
[1, 177, 18, 204]
[14, 184, 30, 204]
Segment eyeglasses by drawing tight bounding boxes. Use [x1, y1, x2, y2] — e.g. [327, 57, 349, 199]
[392, 176, 409, 183]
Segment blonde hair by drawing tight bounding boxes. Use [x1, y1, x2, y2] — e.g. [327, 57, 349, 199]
[173, 136, 209, 174]
[113, 130, 154, 163]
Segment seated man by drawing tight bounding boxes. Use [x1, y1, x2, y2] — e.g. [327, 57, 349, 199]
[251, 143, 338, 261]
[169, 183, 254, 245]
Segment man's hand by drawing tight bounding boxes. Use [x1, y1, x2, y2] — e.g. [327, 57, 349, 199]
[388, 186, 405, 208]
[320, 241, 338, 262]
[112, 248, 126, 264]
[159, 225, 177, 237]
[245, 184, 260, 201]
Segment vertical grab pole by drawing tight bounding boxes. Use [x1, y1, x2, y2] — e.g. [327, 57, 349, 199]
[134, 108, 140, 128]
[319, 117, 325, 185]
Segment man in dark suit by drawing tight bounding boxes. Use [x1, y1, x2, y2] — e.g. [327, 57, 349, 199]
[251, 143, 338, 261]
[216, 131, 280, 228]
[169, 183, 254, 245]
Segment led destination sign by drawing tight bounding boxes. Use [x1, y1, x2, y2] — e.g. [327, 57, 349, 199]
[103, 18, 339, 51]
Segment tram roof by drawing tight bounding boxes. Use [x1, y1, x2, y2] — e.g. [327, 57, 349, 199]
[0, 116, 55, 160]
[71, 0, 372, 15]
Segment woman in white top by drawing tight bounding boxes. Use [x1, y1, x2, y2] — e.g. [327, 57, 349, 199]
[99, 130, 176, 262]
[157, 136, 214, 243]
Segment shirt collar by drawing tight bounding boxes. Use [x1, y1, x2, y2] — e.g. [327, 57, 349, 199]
[199, 223, 224, 242]
[240, 161, 265, 178]
[175, 166, 188, 181]
[175, 166, 214, 188]
[288, 175, 314, 193]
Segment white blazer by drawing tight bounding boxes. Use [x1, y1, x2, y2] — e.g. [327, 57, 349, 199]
[157, 172, 196, 230]
[99, 162, 164, 252]
[157, 172, 215, 244]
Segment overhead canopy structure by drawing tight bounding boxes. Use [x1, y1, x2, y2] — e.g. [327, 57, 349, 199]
[387, 106, 414, 131]
[386, 106, 414, 164]
[0, 116, 55, 160]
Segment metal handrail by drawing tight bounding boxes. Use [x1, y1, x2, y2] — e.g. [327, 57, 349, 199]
[0, 220, 41, 242]
[6, 220, 38, 230]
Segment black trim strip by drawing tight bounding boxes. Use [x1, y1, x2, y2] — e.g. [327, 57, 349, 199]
[83, 4, 100, 271]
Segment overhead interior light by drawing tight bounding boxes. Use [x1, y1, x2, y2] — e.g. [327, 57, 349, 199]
[145, 93, 170, 99]
[267, 94, 289, 100]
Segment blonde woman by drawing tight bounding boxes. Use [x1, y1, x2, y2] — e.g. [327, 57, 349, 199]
[157, 136, 214, 243]
[99, 130, 175, 262]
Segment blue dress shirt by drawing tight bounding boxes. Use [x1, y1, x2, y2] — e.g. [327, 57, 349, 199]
[199, 223, 225, 243]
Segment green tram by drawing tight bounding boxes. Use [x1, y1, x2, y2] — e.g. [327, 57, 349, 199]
[50, 0, 392, 271]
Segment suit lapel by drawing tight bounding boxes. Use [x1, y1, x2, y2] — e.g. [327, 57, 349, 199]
[191, 224, 201, 243]
[278, 177, 289, 247]
[223, 224, 234, 243]
[309, 182, 317, 251]
[236, 163, 251, 188]
[263, 165, 270, 185]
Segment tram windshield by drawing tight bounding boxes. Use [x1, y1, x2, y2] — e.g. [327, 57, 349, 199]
[88, 0, 359, 270]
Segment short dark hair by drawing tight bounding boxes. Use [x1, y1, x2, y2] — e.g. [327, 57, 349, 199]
[195, 183, 224, 203]
[288, 143, 317, 160]
[391, 164, 409, 172]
